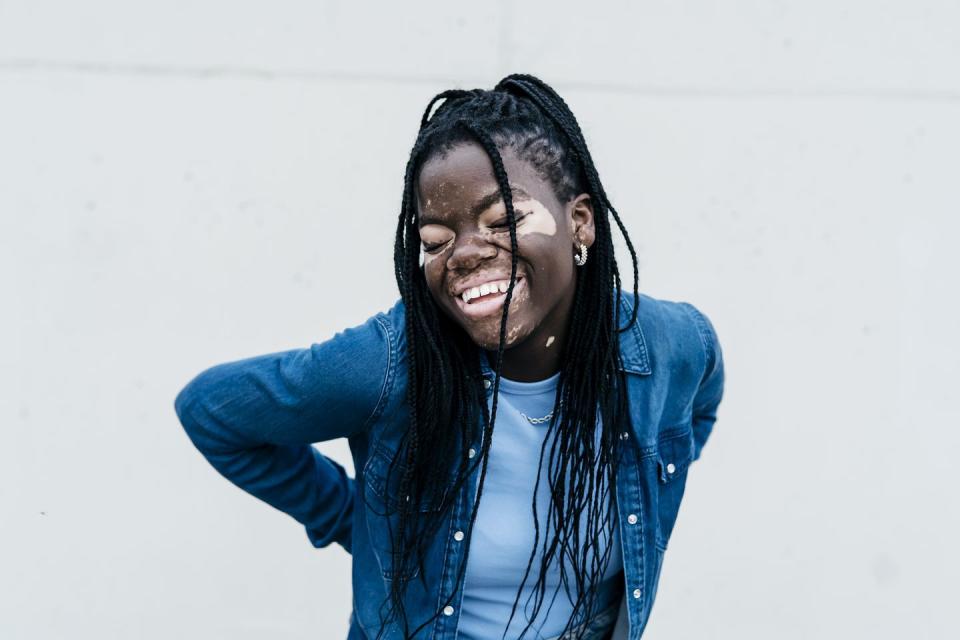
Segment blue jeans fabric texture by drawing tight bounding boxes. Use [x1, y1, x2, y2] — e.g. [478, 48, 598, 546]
[174, 290, 725, 639]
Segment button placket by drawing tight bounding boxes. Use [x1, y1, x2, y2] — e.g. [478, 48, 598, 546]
[435, 446, 479, 636]
[614, 435, 643, 637]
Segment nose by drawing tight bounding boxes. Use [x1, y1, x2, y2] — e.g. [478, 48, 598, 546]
[446, 231, 497, 271]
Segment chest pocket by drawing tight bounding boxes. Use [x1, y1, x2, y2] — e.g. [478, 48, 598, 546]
[654, 425, 695, 550]
[361, 441, 454, 581]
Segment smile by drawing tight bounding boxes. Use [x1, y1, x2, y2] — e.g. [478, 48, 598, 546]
[453, 278, 525, 319]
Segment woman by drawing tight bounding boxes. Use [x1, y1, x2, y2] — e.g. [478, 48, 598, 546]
[174, 74, 725, 640]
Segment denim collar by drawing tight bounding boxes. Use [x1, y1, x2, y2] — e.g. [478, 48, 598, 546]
[477, 290, 652, 381]
[616, 289, 652, 375]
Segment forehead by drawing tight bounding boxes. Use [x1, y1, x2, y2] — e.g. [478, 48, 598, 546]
[416, 142, 555, 220]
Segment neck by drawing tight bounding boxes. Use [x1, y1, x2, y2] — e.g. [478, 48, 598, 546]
[485, 284, 575, 382]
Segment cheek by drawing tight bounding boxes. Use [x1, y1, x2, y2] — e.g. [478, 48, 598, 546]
[420, 256, 443, 294]
[421, 256, 461, 309]
[523, 233, 573, 283]
[422, 250, 441, 268]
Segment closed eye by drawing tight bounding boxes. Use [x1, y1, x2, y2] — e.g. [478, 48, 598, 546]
[488, 212, 529, 229]
[422, 240, 450, 253]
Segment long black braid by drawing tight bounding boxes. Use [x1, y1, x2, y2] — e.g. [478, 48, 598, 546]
[371, 73, 640, 639]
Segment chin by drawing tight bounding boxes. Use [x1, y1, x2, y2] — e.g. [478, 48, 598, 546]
[464, 318, 529, 351]
[429, 288, 533, 350]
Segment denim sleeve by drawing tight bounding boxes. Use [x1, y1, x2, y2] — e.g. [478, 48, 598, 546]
[172, 311, 392, 554]
[680, 303, 725, 461]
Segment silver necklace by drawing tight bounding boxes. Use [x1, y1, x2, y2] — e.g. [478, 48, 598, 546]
[520, 400, 562, 425]
[520, 410, 554, 425]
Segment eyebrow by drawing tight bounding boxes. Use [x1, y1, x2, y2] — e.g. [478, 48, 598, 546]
[419, 185, 532, 226]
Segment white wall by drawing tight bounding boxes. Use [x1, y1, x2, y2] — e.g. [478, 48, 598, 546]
[2, 1, 958, 638]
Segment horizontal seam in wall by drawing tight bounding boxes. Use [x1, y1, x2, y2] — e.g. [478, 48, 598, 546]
[1, 59, 958, 103]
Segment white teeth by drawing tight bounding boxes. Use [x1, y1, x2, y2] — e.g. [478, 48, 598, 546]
[460, 279, 518, 303]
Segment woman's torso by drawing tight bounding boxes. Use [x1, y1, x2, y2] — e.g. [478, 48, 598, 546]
[457, 368, 624, 639]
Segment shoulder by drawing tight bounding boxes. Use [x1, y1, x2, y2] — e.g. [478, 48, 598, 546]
[375, 297, 407, 358]
[617, 289, 721, 378]
[307, 300, 406, 400]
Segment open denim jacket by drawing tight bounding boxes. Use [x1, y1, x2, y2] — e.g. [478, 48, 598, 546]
[174, 290, 725, 639]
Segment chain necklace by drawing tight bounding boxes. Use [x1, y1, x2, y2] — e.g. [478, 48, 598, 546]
[520, 410, 554, 425]
[520, 400, 563, 425]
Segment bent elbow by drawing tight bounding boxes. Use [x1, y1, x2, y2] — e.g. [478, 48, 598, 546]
[173, 369, 218, 446]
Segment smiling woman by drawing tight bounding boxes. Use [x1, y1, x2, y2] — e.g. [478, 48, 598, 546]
[174, 74, 725, 640]
[416, 144, 587, 371]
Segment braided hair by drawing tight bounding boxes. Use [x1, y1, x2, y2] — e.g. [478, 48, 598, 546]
[373, 73, 640, 639]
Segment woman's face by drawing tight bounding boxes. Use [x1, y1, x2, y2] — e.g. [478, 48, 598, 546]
[416, 141, 595, 354]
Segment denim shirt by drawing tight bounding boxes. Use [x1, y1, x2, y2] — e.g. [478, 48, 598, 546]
[174, 290, 725, 639]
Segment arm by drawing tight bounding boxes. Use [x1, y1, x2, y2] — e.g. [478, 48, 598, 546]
[172, 311, 392, 554]
[681, 303, 725, 461]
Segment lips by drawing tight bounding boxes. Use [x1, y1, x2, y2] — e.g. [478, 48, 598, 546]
[452, 272, 521, 296]
[452, 277, 525, 319]
[458, 278, 515, 304]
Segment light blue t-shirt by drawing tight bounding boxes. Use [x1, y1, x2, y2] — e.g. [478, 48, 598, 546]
[457, 367, 624, 640]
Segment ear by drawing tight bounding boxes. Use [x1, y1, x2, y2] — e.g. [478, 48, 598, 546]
[568, 193, 595, 249]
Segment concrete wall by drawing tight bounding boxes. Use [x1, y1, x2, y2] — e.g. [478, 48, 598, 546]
[2, 1, 957, 637]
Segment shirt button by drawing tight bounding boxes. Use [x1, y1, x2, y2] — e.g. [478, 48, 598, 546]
[627, 514, 638, 525]
[633, 588, 641, 599]
[468, 448, 476, 459]
[666, 463, 676, 474]
[483, 379, 491, 389]
[443, 605, 455, 616]
[454, 530, 465, 541]
[619, 431, 629, 440]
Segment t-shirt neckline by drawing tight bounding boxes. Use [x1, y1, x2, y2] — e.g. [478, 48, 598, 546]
[482, 353, 561, 396]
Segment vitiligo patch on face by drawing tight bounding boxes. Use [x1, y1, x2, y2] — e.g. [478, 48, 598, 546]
[503, 285, 533, 344]
[506, 321, 526, 345]
[511, 198, 557, 238]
